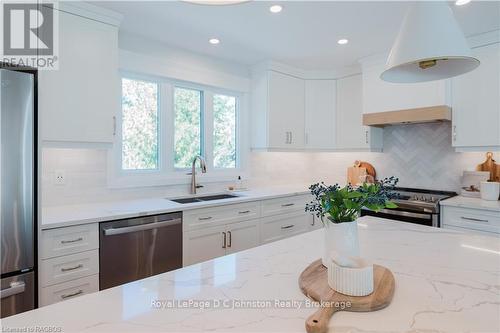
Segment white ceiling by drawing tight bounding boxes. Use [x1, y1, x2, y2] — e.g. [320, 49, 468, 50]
[90, 1, 500, 70]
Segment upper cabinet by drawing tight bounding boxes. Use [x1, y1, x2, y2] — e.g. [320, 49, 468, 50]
[304, 80, 336, 150]
[361, 59, 451, 114]
[251, 70, 305, 150]
[39, 7, 120, 144]
[451, 42, 500, 151]
[336, 74, 382, 151]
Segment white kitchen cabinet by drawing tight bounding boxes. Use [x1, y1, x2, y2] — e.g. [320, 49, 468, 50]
[39, 9, 120, 143]
[251, 70, 305, 150]
[304, 80, 336, 149]
[183, 220, 260, 265]
[336, 74, 383, 150]
[260, 211, 310, 244]
[361, 61, 450, 114]
[225, 220, 260, 255]
[441, 205, 500, 235]
[451, 43, 500, 150]
[183, 225, 227, 266]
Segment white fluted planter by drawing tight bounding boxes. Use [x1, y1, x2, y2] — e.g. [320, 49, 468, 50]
[322, 219, 360, 266]
[327, 259, 374, 296]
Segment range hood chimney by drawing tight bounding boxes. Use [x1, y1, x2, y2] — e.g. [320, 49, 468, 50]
[362, 105, 451, 127]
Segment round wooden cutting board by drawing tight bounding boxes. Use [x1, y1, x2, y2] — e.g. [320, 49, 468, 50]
[299, 259, 395, 333]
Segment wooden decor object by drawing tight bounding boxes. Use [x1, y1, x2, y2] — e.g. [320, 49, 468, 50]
[362, 105, 451, 127]
[299, 259, 395, 333]
[476, 152, 500, 182]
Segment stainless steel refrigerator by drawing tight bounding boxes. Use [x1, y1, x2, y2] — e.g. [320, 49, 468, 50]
[0, 66, 37, 318]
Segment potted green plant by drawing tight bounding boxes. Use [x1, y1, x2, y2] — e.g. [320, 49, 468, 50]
[305, 177, 398, 266]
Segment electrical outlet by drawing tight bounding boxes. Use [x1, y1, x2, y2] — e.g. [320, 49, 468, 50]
[54, 170, 66, 185]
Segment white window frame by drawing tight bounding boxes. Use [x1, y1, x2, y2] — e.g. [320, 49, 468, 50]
[108, 71, 249, 188]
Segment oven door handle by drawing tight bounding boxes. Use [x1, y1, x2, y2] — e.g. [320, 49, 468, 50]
[377, 209, 430, 220]
[103, 218, 182, 236]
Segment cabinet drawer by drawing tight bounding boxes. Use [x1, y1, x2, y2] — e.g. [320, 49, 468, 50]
[261, 211, 310, 244]
[442, 206, 500, 234]
[261, 195, 310, 217]
[41, 223, 98, 259]
[184, 202, 260, 231]
[40, 250, 99, 287]
[40, 274, 99, 306]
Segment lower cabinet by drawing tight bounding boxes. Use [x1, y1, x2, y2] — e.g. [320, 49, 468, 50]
[183, 220, 260, 266]
[260, 211, 310, 244]
[40, 274, 99, 306]
[441, 206, 500, 235]
[39, 225, 100, 306]
[183, 194, 314, 265]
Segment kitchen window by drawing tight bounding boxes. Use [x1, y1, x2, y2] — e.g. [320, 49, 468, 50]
[112, 74, 245, 187]
[121, 78, 159, 171]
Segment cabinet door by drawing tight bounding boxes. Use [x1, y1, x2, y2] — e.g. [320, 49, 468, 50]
[39, 11, 119, 143]
[183, 225, 226, 266]
[305, 80, 336, 149]
[336, 75, 382, 150]
[225, 220, 260, 255]
[452, 43, 500, 148]
[268, 71, 305, 149]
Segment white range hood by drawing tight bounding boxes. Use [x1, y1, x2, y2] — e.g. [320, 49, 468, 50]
[381, 1, 480, 83]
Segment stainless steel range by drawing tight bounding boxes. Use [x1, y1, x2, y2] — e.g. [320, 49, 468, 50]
[361, 187, 457, 227]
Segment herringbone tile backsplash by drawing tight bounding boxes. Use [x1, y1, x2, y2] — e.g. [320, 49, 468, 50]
[251, 122, 496, 192]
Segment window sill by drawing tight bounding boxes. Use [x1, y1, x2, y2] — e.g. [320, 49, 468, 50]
[107, 170, 249, 189]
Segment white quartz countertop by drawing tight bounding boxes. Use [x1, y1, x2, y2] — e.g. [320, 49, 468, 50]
[41, 185, 311, 229]
[5, 217, 500, 332]
[440, 195, 500, 212]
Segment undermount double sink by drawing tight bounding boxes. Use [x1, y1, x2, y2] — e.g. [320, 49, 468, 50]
[169, 194, 239, 204]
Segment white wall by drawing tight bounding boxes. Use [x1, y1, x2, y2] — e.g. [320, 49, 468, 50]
[42, 122, 497, 206]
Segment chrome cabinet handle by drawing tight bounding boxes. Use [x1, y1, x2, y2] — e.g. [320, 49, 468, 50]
[285, 132, 290, 144]
[453, 125, 457, 142]
[0, 281, 25, 299]
[61, 264, 83, 272]
[198, 216, 212, 221]
[227, 231, 232, 248]
[61, 289, 83, 299]
[61, 237, 83, 244]
[461, 216, 489, 223]
[281, 203, 295, 207]
[103, 218, 181, 236]
[113, 116, 117, 136]
[281, 224, 295, 230]
[238, 210, 250, 214]
[365, 130, 369, 144]
[305, 133, 309, 145]
[222, 232, 226, 249]
[311, 216, 315, 226]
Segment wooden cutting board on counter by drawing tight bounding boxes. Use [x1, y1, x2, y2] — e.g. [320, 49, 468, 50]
[347, 161, 376, 185]
[477, 152, 500, 182]
[299, 260, 395, 333]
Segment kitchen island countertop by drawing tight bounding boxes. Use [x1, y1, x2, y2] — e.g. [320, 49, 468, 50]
[3, 216, 499, 333]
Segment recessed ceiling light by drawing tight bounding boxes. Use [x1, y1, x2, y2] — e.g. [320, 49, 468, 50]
[209, 38, 220, 45]
[337, 38, 349, 45]
[269, 5, 283, 13]
[455, 0, 471, 6]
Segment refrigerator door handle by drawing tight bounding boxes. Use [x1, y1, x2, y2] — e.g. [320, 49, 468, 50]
[0, 281, 26, 299]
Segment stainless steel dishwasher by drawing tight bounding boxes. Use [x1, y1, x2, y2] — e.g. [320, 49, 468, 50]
[99, 212, 182, 290]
